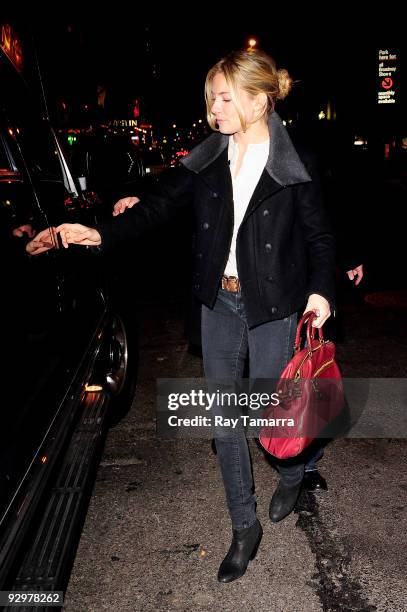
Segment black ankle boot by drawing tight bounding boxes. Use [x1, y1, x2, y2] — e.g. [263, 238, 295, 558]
[269, 480, 302, 523]
[217, 519, 263, 583]
[303, 469, 328, 492]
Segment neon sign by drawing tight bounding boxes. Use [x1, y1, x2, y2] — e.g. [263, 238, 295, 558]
[377, 49, 399, 105]
[110, 119, 139, 127]
[0, 24, 23, 72]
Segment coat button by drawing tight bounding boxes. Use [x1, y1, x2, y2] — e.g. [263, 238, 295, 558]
[196, 252, 202, 259]
[194, 283, 200, 290]
[203, 222, 210, 230]
[212, 192, 219, 198]
[271, 306, 278, 314]
[263, 209, 269, 216]
[265, 242, 272, 252]
[267, 275, 274, 282]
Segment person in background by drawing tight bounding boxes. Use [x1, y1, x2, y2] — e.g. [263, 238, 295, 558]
[31, 49, 336, 584]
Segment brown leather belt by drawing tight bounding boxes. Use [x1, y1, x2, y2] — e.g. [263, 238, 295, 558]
[221, 275, 241, 293]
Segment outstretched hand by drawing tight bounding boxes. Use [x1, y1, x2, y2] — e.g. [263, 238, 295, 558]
[55, 223, 102, 248]
[112, 196, 140, 216]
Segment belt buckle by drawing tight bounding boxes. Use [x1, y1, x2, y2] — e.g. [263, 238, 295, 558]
[222, 275, 240, 293]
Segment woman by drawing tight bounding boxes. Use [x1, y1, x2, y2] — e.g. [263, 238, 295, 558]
[41, 49, 335, 583]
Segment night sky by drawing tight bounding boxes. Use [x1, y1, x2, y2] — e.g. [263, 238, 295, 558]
[12, 11, 405, 133]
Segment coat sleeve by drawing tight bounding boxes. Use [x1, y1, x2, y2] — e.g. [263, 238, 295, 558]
[94, 165, 194, 251]
[294, 154, 337, 313]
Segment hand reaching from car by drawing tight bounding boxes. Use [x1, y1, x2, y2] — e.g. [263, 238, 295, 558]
[26, 227, 58, 255]
[27, 193, 139, 255]
[26, 224, 102, 254]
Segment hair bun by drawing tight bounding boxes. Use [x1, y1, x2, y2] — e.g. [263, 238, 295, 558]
[276, 68, 293, 100]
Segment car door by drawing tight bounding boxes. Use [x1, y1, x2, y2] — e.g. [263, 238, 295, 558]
[0, 107, 107, 526]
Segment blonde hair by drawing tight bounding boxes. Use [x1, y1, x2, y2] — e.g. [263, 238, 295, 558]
[205, 49, 292, 132]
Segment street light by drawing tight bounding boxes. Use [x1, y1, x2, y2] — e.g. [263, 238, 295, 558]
[247, 38, 257, 52]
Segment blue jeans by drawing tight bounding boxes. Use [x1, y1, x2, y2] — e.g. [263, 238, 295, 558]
[201, 289, 305, 530]
[304, 442, 325, 471]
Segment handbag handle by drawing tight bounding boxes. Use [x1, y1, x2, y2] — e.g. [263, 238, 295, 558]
[294, 310, 325, 353]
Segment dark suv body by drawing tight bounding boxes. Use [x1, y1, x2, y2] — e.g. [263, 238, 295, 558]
[0, 25, 134, 596]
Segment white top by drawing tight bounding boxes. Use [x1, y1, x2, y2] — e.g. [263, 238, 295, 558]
[223, 135, 270, 278]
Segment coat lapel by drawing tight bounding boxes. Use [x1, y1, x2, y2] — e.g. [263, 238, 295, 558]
[265, 112, 312, 186]
[241, 169, 283, 223]
[180, 111, 312, 218]
[198, 147, 233, 211]
[181, 131, 229, 173]
[181, 134, 232, 211]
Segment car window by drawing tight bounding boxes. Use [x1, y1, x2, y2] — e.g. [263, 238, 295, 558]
[13, 118, 63, 178]
[0, 135, 12, 170]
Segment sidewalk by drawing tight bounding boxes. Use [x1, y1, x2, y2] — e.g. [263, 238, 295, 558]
[64, 295, 407, 611]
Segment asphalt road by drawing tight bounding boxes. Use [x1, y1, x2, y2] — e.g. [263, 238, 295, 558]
[63, 293, 407, 612]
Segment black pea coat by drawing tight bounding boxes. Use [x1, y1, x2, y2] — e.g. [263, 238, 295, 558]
[96, 112, 336, 329]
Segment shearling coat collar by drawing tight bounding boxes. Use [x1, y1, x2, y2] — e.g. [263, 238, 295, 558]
[181, 111, 311, 186]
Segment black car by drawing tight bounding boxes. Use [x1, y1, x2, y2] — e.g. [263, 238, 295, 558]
[0, 25, 135, 598]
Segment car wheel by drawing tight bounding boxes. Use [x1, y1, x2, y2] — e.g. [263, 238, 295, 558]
[105, 313, 138, 426]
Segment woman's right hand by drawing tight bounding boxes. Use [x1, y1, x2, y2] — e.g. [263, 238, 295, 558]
[112, 196, 140, 216]
[55, 223, 102, 248]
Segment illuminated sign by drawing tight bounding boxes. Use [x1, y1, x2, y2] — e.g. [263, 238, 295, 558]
[0, 24, 23, 72]
[110, 119, 139, 127]
[377, 49, 399, 105]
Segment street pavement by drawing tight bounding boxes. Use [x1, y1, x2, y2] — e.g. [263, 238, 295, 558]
[64, 293, 407, 612]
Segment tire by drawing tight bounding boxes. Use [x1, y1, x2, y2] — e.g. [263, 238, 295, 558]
[104, 312, 138, 427]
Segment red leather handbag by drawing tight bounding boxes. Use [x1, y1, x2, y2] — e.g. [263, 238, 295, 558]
[258, 311, 344, 459]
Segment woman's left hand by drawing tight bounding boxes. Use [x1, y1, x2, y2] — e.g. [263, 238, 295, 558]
[304, 294, 331, 328]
